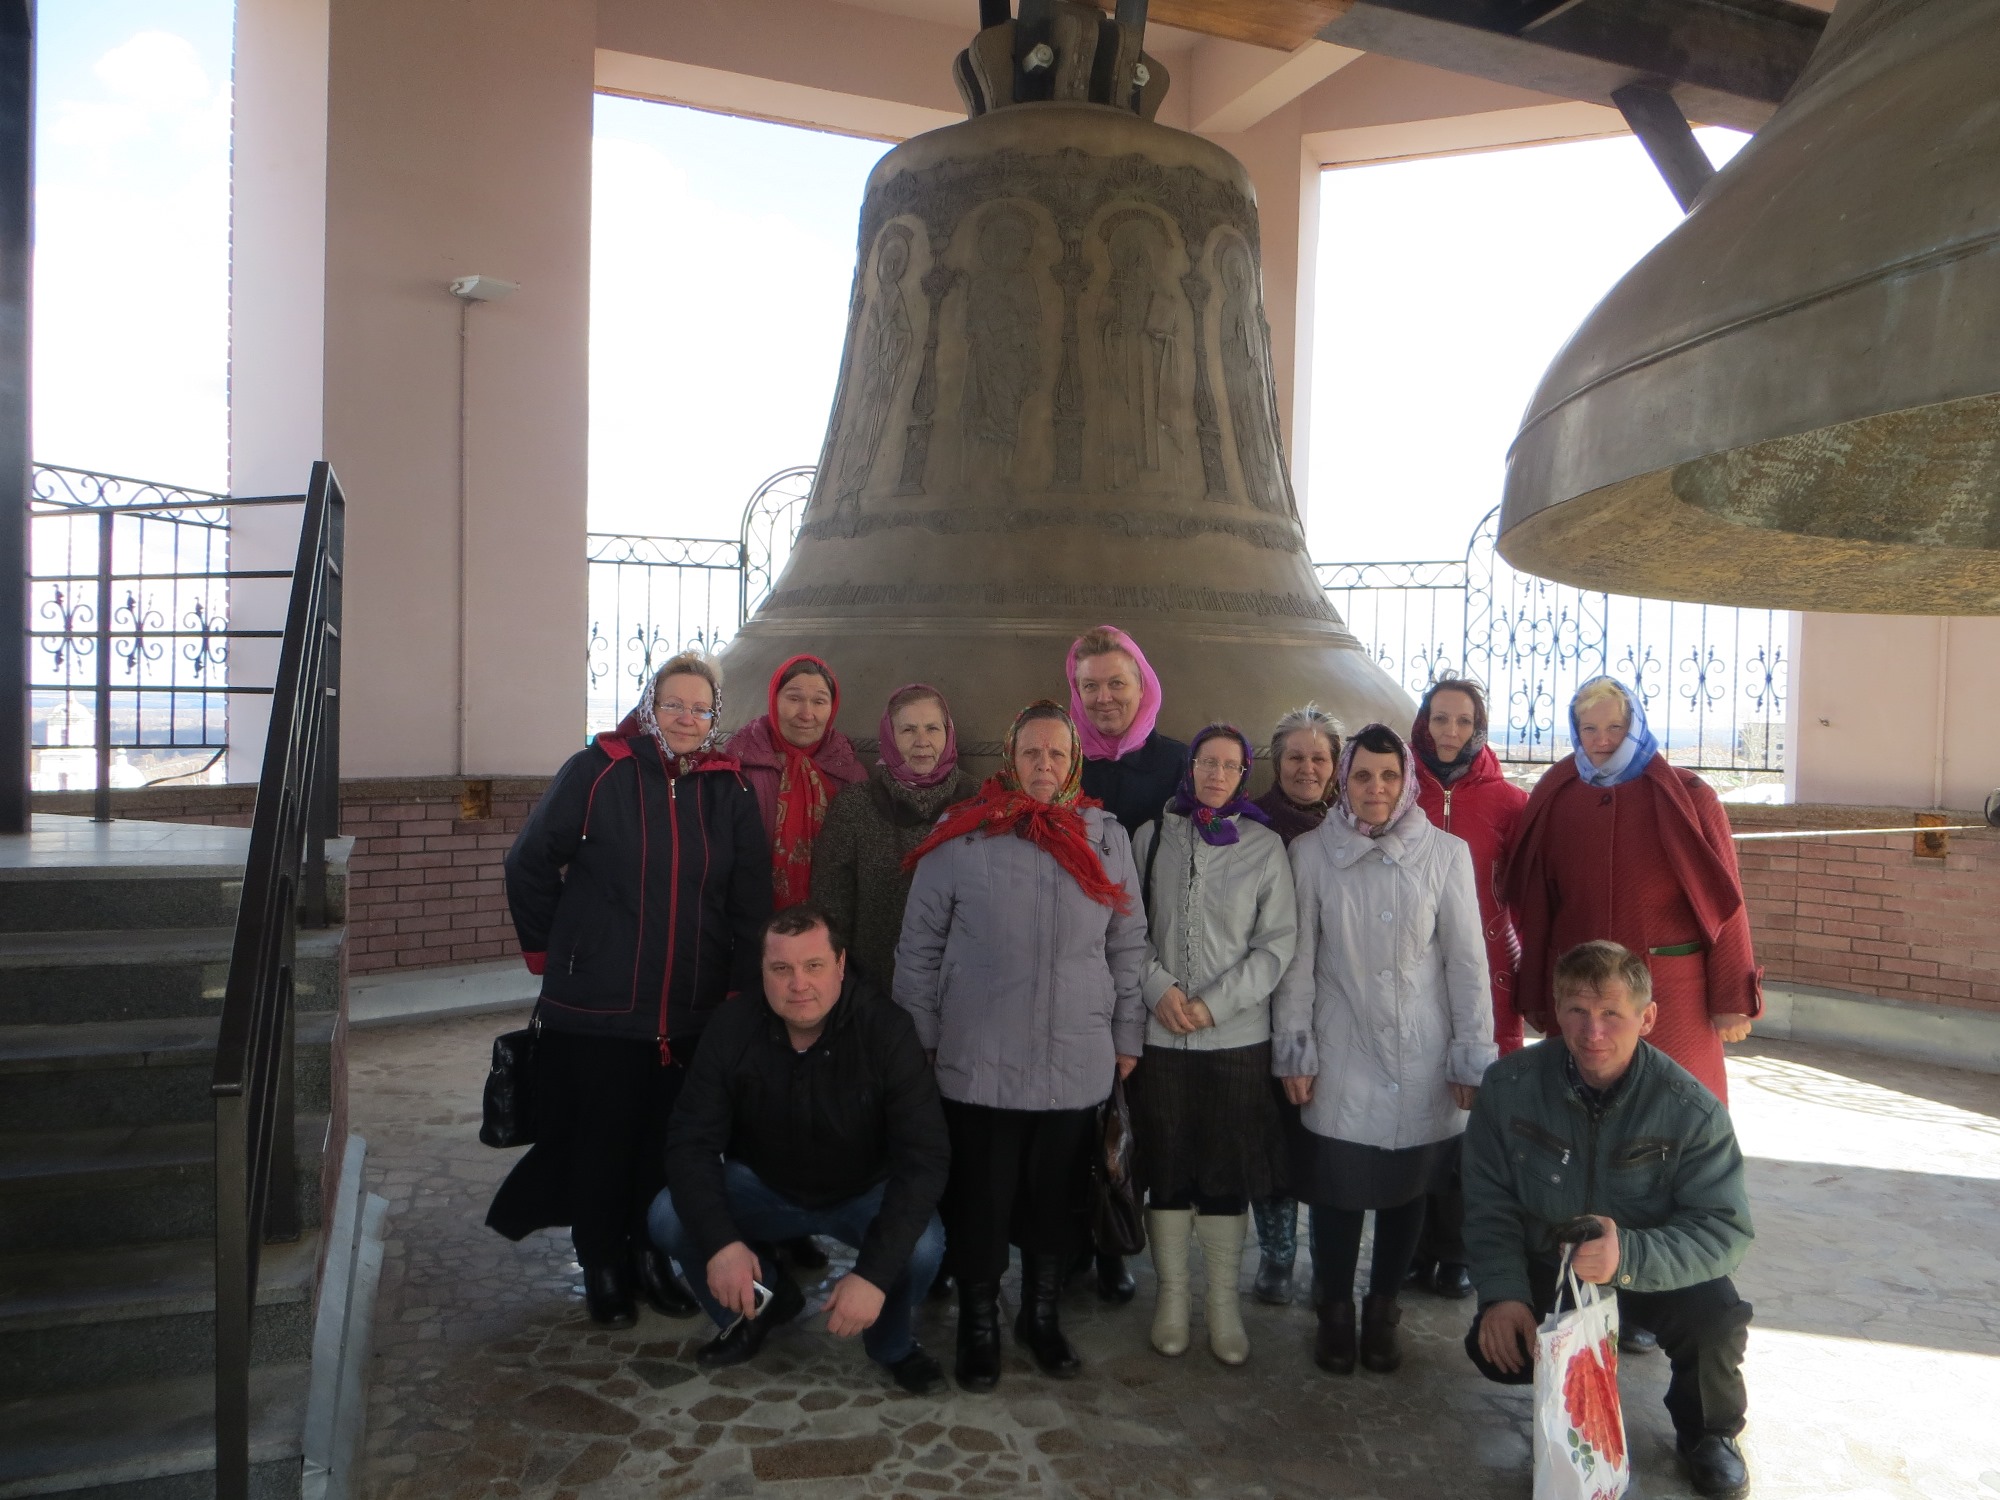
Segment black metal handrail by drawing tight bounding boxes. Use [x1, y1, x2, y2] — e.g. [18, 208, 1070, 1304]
[211, 461, 344, 1500]
[26, 465, 311, 819]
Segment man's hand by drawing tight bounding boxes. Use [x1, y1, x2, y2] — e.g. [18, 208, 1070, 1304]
[1282, 1074, 1315, 1107]
[1155, 986, 1198, 1034]
[706, 1241, 762, 1320]
[1448, 1082, 1478, 1111]
[1711, 1014, 1753, 1044]
[1116, 1053, 1140, 1081]
[822, 1273, 885, 1337]
[1478, 1300, 1539, 1375]
[1570, 1216, 1621, 1284]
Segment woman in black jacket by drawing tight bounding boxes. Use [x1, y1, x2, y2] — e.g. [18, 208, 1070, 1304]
[488, 651, 772, 1326]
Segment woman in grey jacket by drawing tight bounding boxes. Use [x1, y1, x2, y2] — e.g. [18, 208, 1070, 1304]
[895, 701, 1148, 1392]
[1274, 722, 1496, 1378]
[1129, 725, 1296, 1365]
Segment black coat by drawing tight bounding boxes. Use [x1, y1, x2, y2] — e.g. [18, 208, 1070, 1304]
[505, 732, 772, 1046]
[664, 974, 948, 1292]
[1082, 730, 1189, 835]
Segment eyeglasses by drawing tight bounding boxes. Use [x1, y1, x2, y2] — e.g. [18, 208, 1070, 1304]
[658, 701, 717, 722]
[1193, 758, 1244, 775]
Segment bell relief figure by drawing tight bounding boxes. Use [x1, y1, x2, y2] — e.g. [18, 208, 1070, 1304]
[1098, 214, 1182, 491]
[834, 223, 917, 512]
[1218, 236, 1288, 515]
[958, 205, 1043, 484]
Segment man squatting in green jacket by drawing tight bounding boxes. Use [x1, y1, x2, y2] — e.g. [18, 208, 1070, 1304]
[1462, 939, 1756, 1500]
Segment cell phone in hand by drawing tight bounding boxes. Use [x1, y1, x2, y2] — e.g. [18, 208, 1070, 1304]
[721, 1279, 774, 1337]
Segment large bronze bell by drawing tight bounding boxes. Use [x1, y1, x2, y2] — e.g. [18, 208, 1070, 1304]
[1500, 0, 2000, 615]
[717, 2, 1412, 755]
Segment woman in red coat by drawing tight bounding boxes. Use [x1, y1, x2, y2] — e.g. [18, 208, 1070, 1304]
[1404, 679, 1526, 1300]
[1505, 677, 1760, 1106]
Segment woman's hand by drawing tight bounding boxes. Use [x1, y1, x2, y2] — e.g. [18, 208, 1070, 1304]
[1711, 1014, 1753, 1044]
[1449, 1082, 1478, 1111]
[1282, 1074, 1315, 1107]
[1185, 997, 1215, 1030]
[1155, 986, 1198, 1035]
[1116, 1053, 1140, 1081]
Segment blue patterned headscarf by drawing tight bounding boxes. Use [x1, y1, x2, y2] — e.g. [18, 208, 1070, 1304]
[1169, 724, 1273, 846]
[1569, 678, 1660, 788]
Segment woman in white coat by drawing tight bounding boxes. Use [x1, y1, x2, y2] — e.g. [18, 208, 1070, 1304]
[1274, 723, 1495, 1378]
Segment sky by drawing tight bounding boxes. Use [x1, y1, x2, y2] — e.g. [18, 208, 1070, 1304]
[35, 3, 1741, 564]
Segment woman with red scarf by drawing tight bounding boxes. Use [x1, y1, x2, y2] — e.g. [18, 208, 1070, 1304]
[894, 701, 1148, 1392]
[1405, 679, 1527, 1301]
[1505, 677, 1760, 1105]
[725, 655, 866, 910]
[493, 652, 771, 1327]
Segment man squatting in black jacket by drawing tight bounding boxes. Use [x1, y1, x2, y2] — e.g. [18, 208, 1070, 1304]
[648, 904, 951, 1394]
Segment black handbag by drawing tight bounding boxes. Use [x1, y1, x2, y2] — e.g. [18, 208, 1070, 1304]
[1091, 1076, 1146, 1257]
[479, 1013, 541, 1149]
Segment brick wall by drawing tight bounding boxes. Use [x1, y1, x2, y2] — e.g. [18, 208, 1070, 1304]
[32, 785, 2000, 1007]
[32, 776, 550, 976]
[1727, 803, 2000, 1013]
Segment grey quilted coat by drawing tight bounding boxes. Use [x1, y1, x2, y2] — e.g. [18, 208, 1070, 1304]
[893, 808, 1149, 1112]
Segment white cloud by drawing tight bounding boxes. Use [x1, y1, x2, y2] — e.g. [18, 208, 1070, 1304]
[93, 30, 212, 109]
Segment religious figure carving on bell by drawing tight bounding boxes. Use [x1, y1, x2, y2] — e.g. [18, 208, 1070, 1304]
[959, 205, 1043, 485]
[833, 223, 916, 515]
[1099, 212, 1182, 491]
[1219, 235, 1288, 516]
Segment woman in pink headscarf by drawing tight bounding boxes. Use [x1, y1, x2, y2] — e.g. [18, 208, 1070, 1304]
[811, 684, 979, 992]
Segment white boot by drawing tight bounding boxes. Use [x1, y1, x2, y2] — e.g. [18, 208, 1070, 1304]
[1145, 1208, 1194, 1356]
[1195, 1213, 1251, 1366]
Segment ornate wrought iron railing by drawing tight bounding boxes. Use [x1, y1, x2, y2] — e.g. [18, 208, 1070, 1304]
[26, 464, 307, 814]
[212, 461, 344, 1500]
[594, 476, 1786, 774]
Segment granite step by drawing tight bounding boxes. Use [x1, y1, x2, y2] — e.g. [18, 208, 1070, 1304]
[0, 1363, 309, 1500]
[0, 927, 345, 1025]
[0, 1115, 329, 1256]
[0, 1236, 317, 1400]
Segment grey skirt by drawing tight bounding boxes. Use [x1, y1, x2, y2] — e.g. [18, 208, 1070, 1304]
[1287, 1126, 1454, 1213]
[1128, 1041, 1288, 1204]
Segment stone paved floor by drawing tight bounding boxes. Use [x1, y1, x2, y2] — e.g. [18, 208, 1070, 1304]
[350, 1012, 2000, 1499]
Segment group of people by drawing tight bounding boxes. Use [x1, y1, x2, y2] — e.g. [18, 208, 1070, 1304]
[490, 625, 1764, 1499]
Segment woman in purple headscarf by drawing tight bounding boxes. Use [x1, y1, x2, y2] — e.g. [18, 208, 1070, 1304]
[811, 684, 980, 993]
[1128, 725, 1297, 1366]
[1272, 723, 1496, 1379]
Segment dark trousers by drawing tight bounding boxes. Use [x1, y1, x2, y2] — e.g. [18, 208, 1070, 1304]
[648, 1162, 945, 1364]
[939, 1098, 1096, 1283]
[540, 1029, 687, 1265]
[1413, 1137, 1468, 1265]
[1465, 1260, 1752, 1440]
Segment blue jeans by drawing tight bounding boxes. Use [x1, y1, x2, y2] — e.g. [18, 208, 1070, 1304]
[647, 1161, 945, 1365]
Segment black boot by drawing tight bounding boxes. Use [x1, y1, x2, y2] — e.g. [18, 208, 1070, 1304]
[1015, 1254, 1083, 1378]
[1359, 1292, 1403, 1373]
[927, 1270, 957, 1303]
[1314, 1297, 1356, 1375]
[631, 1240, 699, 1318]
[1095, 1251, 1136, 1304]
[582, 1263, 636, 1329]
[954, 1280, 1003, 1392]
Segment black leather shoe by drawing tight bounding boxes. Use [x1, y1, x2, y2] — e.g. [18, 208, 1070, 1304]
[1621, 1326, 1660, 1355]
[693, 1273, 805, 1369]
[1015, 1255, 1083, 1378]
[631, 1241, 699, 1318]
[1678, 1434, 1750, 1498]
[954, 1280, 1003, 1392]
[886, 1345, 948, 1395]
[779, 1235, 829, 1271]
[1094, 1251, 1136, 1304]
[583, 1264, 637, 1329]
[1314, 1297, 1356, 1375]
[1430, 1262, 1474, 1300]
[1404, 1258, 1434, 1289]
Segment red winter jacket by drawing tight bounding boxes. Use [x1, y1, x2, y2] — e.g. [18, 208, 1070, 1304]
[1413, 746, 1528, 1053]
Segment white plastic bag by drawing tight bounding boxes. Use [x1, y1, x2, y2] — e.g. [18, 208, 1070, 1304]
[1532, 1246, 1630, 1500]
